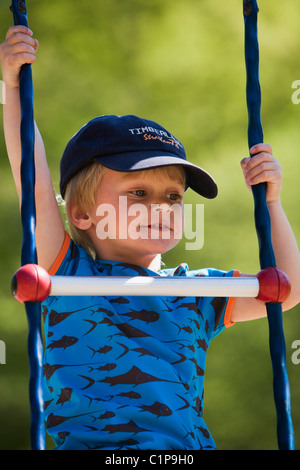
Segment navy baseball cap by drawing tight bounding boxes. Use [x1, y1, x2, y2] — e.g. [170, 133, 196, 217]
[60, 114, 218, 199]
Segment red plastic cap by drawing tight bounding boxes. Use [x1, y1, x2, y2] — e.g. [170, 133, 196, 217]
[11, 264, 51, 304]
[256, 267, 291, 303]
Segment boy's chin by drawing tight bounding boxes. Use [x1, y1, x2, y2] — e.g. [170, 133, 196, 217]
[136, 237, 181, 254]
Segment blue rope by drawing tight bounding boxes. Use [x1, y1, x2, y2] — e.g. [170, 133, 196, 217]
[243, 0, 294, 450]
[10, 0, 45, 450]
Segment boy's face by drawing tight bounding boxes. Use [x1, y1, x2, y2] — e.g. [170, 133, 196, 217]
[86, 166, 185, 268]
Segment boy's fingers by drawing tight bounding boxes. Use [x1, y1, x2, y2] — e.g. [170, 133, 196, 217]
[240, 157, 250, 169]
[16, 52, 37, 65]
[5, 46, 37, 62]
[1, 30, 39, 63]
[240, 154, 270, 171]
[245, 161, 277, 177]
[6, 25, 33, 40]
[6, 31, 37, 49]
[244, 163, 282, 187]
[243, 152, 277, 172]
[250, 143, 272, 155]
[241, 143, 273, 172]
[246, 169, 282, 187]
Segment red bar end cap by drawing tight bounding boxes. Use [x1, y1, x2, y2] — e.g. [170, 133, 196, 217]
[256, 267, 291, 303]
[11, 264, 51, 304]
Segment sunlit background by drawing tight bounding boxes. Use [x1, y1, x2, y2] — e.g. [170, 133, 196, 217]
[0, 0, 299, 450]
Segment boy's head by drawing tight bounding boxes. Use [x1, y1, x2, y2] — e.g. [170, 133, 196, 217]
[60, 115, 218, 261]
[60, 114, 217, 200]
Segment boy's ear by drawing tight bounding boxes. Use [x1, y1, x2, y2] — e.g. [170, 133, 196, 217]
[68, 203, 92, 230]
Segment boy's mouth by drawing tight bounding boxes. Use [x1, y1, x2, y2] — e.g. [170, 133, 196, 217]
[138, 224, 173, 234]
[147, 224, 172, 231]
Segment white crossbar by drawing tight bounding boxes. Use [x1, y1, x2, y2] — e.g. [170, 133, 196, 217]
[50, 276, 259, 298]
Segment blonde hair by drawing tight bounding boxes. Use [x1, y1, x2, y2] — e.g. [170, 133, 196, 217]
[63, 162, 186, 259]
[64, 162, 107, 258]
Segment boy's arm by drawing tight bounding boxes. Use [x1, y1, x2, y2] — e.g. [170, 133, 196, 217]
[231, 144, 300, 322]
[1, 26, 65, 271]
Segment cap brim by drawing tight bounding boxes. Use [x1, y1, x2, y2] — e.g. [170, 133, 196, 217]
[95, 152, 218, 199]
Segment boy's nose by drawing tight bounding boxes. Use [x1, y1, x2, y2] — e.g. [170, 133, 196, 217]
[152, 203, 172, 213]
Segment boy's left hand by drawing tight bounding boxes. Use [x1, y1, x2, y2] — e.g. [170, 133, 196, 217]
[240, 143, 282, 204]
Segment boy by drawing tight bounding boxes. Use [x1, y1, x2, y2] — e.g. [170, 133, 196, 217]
[1, 26, 299, 450]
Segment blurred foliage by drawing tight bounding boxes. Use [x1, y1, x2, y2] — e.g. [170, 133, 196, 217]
[0, 0, 299, 450]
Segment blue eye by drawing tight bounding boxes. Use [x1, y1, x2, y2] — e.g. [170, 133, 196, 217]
[133, 190, 145, 197]
[168, 193, 181, 201]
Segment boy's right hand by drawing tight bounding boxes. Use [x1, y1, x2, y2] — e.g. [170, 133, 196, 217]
[0, 25, 38, 89]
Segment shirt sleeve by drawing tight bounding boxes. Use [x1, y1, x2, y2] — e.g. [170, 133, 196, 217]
[192, 267, 240, 341]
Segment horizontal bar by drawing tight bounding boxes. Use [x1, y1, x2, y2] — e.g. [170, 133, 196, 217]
[50, 275, 259, 298]
[13, 265, 289, 304]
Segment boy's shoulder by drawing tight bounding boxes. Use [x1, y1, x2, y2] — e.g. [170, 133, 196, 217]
[50, 231, 238, 280]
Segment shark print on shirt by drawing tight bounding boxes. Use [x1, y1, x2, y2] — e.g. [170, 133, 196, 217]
[42, 237, 237, 450]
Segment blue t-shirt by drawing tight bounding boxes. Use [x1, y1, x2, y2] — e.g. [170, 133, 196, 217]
[42, 233, 237, 450]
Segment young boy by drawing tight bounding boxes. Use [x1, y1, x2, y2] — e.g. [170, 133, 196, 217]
[1, 26, 299, 450]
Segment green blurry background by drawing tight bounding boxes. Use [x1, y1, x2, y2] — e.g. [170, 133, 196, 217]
[0, 0, 299, 450]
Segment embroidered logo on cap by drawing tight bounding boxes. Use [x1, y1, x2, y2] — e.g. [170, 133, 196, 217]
[128, 126, 183, 149]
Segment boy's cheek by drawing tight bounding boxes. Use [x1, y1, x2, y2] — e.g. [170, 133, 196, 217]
[172, 212, 184, 240]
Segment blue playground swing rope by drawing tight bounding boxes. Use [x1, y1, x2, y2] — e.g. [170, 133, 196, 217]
[243, 0, 294, 450]
[9, 0, 294, 451]
[10, 0, 46, 450]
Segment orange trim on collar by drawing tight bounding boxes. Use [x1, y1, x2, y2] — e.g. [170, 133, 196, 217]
[48, 231, 71, 275]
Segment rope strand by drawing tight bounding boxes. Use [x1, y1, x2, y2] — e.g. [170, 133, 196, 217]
[243, 0, 294, 450]
[10, 0, 45, 450]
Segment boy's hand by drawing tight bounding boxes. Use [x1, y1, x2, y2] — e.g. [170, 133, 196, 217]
[240, 143, 282, 204]
[0, 25, 38, 89]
